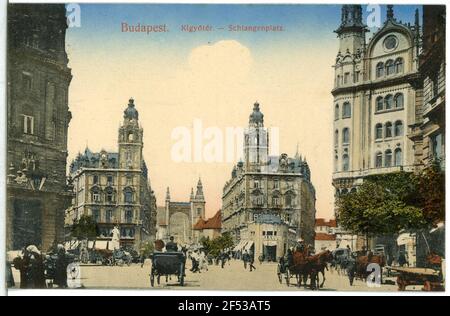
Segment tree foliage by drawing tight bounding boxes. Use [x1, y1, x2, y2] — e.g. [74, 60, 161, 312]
[337, 168, 443, 236]
[71, 215, 99, 240]
[200, 232, 234, 257]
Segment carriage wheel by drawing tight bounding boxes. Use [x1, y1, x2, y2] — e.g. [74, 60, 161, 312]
[150, 272, 155, 287]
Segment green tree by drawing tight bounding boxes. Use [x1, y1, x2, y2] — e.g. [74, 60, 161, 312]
[71, 215, 99, 240]
[337, 172, 428, 241]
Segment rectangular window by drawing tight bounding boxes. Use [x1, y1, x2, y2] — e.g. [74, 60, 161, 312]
[431, 133, 443, 160]
[105, 210, 113, 223]
[273, 180, 279, 189]
[107, 175, 113, 185]
[92, 208, 100, 223]
[354, 71, 360, 83]
[93, 192, 100, 202]
[344, 72, 350, 84]
[22, 115, 34, 134]
[125, 209, 133, 223]
[93, 175, 99, 184]
[22, 73, 32, 90]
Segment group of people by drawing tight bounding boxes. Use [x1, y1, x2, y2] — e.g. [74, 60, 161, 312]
[10, 244, 71, 289]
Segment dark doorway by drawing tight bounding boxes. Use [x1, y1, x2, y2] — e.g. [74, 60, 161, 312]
[263, 245, 277, 262]
[13, 199, 42, 249]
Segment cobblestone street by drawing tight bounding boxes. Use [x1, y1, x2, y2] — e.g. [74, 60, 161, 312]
[11, 259, 409, 292]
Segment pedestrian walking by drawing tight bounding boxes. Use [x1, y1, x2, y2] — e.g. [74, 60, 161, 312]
[243, 250, 248, 269]
[248, 251, 256, 272]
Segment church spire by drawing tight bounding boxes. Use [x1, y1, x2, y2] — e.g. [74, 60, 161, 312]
[195, 178, 205, 201]
[190, 187, 194, 201]
[335, 5, 366, 35]
[386, 5, 395, 21]
[165, 187, 170, 201]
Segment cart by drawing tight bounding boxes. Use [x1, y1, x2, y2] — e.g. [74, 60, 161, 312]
[150, 252, 186, 287]
[388, 266, 444, 291]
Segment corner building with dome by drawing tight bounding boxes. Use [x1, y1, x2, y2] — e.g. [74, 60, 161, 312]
[65, 98, 157, 249]
[222, 102, 316, 261]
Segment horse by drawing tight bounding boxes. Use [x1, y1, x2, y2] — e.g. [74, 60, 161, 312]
[307, 250, 334, 288]
[355, 252, 386, 282]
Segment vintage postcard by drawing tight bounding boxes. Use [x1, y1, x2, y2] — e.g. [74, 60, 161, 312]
[2, 1, 446, 295]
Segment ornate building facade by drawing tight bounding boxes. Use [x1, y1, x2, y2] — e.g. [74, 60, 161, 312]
[331, 5, 422, 249]
[155, 179, 206, 245]
[6, 4, 73, 251]
[222, 102, 316, 261]
[65, 99, 157, 249]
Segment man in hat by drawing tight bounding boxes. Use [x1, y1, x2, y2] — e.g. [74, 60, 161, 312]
[165, 236, 178, 252]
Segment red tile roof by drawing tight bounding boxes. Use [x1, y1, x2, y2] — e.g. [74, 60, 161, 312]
[193, 210, 221, 230]
[315, 218, 337, 228]
[315, 233, 336, 241]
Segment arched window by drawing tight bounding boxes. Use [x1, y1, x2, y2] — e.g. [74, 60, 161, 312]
[376, 96, 384, 112]
[343, 102, 351, 118]
[385, 94, 393, 110]
[342, 128, 350, 144]
[342, 154, 349, 171]
[394, 121, 403, 136]
[394, 93, 404, 108]
[385, 122, 393, 138]
[385, 149, 392, 167]
[375, 152, 383, 168]
[334, 130, 339, 147]
[386, 59, 395, 75]
[336, 75, 341, 87]
[376, 62, 384, 78]
[335, 104, 339, 120]
[123, 187, 133, 204]
[375, 123, 383, 139]
[395, 58, 404, 73]
[334, 155, 338, 172]
[394, 148, 402, 166]
[105, 209, 113, 223]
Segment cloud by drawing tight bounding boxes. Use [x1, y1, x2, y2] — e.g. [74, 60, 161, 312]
[187, 40, 253, 85]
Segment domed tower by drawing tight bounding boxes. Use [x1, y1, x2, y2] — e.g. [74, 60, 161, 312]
[244, 102, 269, 172]
[118, 98, 144, 169]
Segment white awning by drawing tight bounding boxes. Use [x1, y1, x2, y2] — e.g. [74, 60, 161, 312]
[244, 241, 254, 251]
[234, 240, 247, 251]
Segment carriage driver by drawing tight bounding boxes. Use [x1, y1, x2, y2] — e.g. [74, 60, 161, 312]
[165, 236, 178, 252]
[295, 238, 305, 253]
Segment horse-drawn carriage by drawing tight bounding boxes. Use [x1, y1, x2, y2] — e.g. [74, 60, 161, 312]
[93, 248, 132, 266]
[277, 250, 334, 290]
[150, 251, 186, 287]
